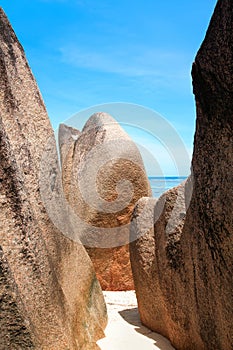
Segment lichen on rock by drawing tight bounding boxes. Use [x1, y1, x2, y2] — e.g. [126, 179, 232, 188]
[130, 1, 233, 349]
[0, 7, 107, 349]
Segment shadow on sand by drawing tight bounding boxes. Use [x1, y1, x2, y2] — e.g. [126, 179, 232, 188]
[119, 308, 175, 350]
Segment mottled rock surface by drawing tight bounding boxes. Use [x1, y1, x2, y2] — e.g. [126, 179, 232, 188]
[130, 1, 233, 349]
[130, 182, 193, 349]
[59, 113, 151, 290]
[0, 8, 107, 349]
[59, 123, 81, 164]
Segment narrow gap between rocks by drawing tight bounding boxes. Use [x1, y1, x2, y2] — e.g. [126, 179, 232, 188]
[97, 291, 175, 350]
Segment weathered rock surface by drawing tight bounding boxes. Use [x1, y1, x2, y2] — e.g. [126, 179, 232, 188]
[130, 182, 193, 349]
[0, 8, 107, 349]
[59, 123, 81, 164]
[130, 1, 233, 349]
[59, 113, 151, 290]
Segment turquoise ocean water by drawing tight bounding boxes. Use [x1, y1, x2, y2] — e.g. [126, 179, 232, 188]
[149, 176, 187, 198]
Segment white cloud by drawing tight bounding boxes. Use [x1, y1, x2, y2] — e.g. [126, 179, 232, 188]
[59, 44, 189, 81]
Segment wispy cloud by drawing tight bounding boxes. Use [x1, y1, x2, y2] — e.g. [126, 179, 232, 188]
[59, 44, 189, 80]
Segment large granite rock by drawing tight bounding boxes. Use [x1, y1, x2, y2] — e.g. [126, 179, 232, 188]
[59, 113, 151, 290]
[0, 8, 107, 350]
[130, 1, 233, 349]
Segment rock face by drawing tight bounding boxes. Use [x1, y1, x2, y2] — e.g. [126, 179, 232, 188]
[130, 182, 194, 349]
[0, 8, 107, 350]
[130, 1, 233, 349]
[59, 113, 151, 290]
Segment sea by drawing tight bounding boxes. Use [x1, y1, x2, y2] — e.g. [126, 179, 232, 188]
[149, 176, 187, 198]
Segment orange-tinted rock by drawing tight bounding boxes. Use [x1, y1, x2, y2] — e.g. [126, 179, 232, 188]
[86, 245, 134, 291]
[0, 8, 107, 349]
[59, 113, 151, 290]
[130, 1, 233, 349]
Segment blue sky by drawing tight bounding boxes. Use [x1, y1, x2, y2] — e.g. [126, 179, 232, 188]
[2, 0, 217, 175]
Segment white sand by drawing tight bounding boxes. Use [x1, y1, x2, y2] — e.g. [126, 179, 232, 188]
[97, 291, 175, 350]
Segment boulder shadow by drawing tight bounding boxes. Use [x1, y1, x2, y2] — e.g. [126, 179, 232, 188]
[119, 308, 175, 350]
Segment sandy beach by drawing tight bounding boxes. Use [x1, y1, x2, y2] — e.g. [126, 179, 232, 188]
[97, 291, 175, 350]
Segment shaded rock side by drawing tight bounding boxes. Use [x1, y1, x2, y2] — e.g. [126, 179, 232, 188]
[0, 8, 107, 350]
[130, 1, 233, 349]
[130, 182, 197, 349]
[59, 113, 151, 290]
